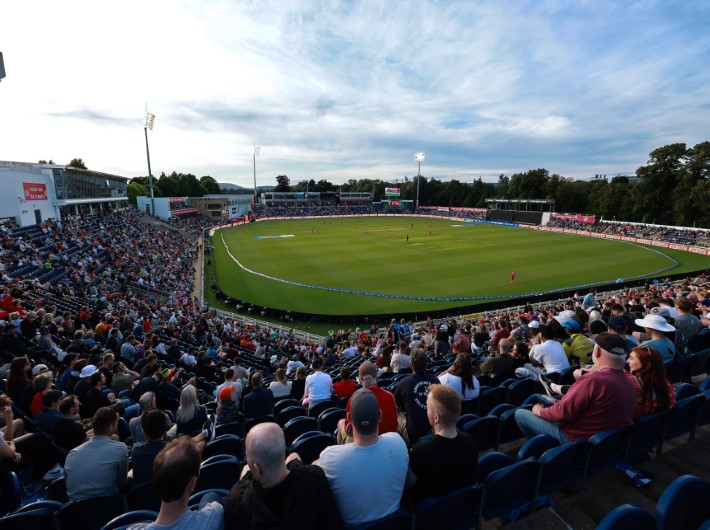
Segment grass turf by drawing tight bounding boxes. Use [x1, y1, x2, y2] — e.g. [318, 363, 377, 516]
[208, 217, 710, 317]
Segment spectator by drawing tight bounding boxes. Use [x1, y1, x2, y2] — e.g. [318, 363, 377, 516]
[303, 358, 332, 411]
[674, 297, 704, 355]
[337, 361, 398, 444]
[394, 349, 439, 444]
[34, 389, 62, 435]
[112, 360, 140, 395]
[216, 386, 239, 426]
[514, 333, 636, 443]
[408, 384, 477, 503]
[515, 325, 570, 380]
[130, 391, 171, 444]
[216, 368, 244, 405]
[606, 316, 638, 354]
[438, 352, 480, 402]
[561, 320, 594, 366]
[333, 366, 357, 400]
[176, 385, 208, 436]
[65, 406, 128, 501]
[53, 395, 88, 452]
[626, 346, 676, 416]
[317, 388, 408, 527]
[6, 356, 31, 405]
[635, 314, 676, 362]
[268, 368, 292, 400]
[29, 372, 54, 418]
[128, 436, 223, 529]
[290, 366, 307, 401]
[224, 422, 342, 529]
[390, 341, 411, 373]
[0, 397, 58, 480]
[130, 409, 169, 485]
[243, 371, 274, 419]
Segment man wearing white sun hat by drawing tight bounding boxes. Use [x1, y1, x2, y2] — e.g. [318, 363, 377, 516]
[635, 314, 676, 362]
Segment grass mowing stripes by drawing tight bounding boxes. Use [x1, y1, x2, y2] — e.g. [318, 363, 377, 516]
[210, 217, 709, 316]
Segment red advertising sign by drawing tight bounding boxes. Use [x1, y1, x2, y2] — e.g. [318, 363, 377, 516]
[551, 213, 596, 223]
[23, 182, 47, 200]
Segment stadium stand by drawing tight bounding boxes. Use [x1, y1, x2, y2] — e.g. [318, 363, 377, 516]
[1, 206, 710, 529]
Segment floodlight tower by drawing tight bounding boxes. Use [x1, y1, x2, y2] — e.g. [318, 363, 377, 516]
[144, 112, 156, 216]
[415, 152, 425, 209]
[252, 143, 261, 203]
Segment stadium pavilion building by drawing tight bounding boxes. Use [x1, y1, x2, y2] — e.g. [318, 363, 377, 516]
[0, 160, 129, 226]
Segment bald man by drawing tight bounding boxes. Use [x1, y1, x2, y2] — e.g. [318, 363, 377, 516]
[224, 422, 342, 530]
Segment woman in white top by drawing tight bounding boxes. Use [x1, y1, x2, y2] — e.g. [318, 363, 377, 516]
[269, 368, 293, 399]
[438, 353, 480, 401]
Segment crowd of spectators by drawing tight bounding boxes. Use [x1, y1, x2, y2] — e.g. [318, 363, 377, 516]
[547, 218, 710, 247]
[1, 206, 710, 528]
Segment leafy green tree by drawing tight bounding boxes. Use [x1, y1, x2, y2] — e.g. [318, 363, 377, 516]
[200, 176, 221, 194]
[127, 181, 149, 205]
[68, 158, 87, 169]
[275, 175, 291, 192]
[632, 143, 687, 224]
[38, 159, 55, 164]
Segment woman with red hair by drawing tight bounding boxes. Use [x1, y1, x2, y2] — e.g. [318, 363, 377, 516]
[625, 346, 675, 417]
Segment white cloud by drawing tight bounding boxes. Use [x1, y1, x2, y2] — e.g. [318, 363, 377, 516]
[1, 0, 708, 185]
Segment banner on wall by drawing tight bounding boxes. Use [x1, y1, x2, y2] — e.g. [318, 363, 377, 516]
[23, 182, 47, 200]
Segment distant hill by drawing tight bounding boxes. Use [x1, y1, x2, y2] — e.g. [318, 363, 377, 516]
[219, 183, 245, 190]
[219, 183, 275, 192]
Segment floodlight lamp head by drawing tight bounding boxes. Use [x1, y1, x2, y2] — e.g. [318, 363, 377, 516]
[415, 152, 425, 162]
[252, 145, 261, 157]
[145, 112, 155, 130]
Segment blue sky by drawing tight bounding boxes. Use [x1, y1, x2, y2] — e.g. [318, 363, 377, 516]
[1, 0, 708, 186]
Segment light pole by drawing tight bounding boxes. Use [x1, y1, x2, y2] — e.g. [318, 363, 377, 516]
[415, 152, 425, 209]
[144, 112, 156, 216]
[252, 143, 260, 203]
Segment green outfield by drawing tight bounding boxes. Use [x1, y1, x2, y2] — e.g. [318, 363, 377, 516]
[208, 217, 710, 316]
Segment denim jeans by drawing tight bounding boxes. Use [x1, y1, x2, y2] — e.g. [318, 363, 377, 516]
[514, 408, 569, 444]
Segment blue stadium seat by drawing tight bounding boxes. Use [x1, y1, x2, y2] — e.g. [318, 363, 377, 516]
[670, 354, 696, 384]
[0, 472, 21, 515]
[13, 500, 63, 514]
[126, 480, 161, 512]
[203, 434, 244, 460]
[478, 387, 508, 416]
[0, 507, 57, 530]
[506, 379, 536, 407]
[498, 407, 524, 445]
[277, 405, 308, 426]
[488, 403, 515, 418]
[476, 452, 515, 483]
[664, 395, 704, 443]
[625, 410, 668, 464]
[188, 488, 230, 509]
[455, 413, 479, 430]
[655, 475, 710, 530]
[318, 407, 346, 434]
[690, 348, 710, 377]
[289, 431, 333, 464]
[479, 459, 541, 527]
[596, 504, 656, 530]
[215, 421, 243, 438]
[674, 383, 700, 401]
[56, 492, 125, 530]
[283, 416, 319, 447]
[536, 439, 590, 501]
[461, 416, 500, 453]
[413, 484, 481, 530]
[244, 415, 277, 436]
[516, 434, 560, 461]
[308, 400, 336, 418]
[585, 426, 629, 481]
[274, 398, 301, 415]
[195, 459, 242, 492]
[46, 476, 69, 503]
[698, 390, 710, 427]
[101, 510, 159, 530]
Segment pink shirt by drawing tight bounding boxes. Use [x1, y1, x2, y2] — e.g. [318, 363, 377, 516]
[539, 367, 636, 441]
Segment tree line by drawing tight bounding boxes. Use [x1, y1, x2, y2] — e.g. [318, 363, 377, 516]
[128, 172, 221, 203]
[275, 141, 710, 228]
